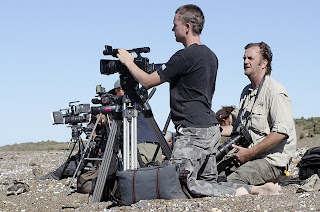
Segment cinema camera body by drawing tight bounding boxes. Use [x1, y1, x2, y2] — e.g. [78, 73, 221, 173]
[100, 45, 164, 93]
[51, 101, 90, 125]
[90, 85, 119, 116]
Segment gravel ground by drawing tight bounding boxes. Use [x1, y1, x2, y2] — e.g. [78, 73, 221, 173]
[1, 139, 320, 212]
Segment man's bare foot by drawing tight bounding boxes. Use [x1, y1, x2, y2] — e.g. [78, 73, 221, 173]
[251, 182, 281, 195]
[235, 187, 249, 196]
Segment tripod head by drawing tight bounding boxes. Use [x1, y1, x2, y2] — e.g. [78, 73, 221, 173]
[67, 124, 92, 143]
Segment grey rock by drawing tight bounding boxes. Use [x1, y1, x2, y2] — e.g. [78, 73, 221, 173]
[6, 180, 30, 196]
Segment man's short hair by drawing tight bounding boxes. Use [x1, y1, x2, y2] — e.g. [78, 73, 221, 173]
[175, 4, 204, 35]
[245, 42, 273, 75]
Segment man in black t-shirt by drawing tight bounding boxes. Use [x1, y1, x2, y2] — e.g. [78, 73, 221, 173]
[116, 4, 281, 196]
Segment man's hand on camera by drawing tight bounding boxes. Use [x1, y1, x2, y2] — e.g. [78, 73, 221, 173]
[232, 144, 253, 164]
[116, 48, 164, 89]
[117, 48, 134, 66]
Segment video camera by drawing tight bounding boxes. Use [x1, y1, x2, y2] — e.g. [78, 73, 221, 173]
[51, 101, 90, 125]
[216, 124, 253, 162]
[100, 45, 164, 92]
[90, 84, 119, 116]
[91, 84, 119, 106]
[100, 45, 163, 75]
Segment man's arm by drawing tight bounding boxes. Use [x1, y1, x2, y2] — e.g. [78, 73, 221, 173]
[117, 48, 165, 89]
[232, 131, 287, 163]
[221, 125, 233, 136]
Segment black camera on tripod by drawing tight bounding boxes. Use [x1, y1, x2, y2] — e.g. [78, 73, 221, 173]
[100, 45, 164, 93]
[91, 85, 119, 106]
[51, 101, 90, 125]
[216, 124, 253, 162]
[90, 84, 119, 116]
[100, 45, 163, 75]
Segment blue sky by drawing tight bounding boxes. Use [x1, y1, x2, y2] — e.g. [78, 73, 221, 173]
[1, 1, 319, 146]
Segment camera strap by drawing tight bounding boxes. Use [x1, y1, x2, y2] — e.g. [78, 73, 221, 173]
[240, 76, 266, 128]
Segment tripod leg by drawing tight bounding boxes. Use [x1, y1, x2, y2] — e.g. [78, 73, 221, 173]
[131, 115, 138, 169]
[122, 104, 139, 170]
[148, 113, 171, 164]
[142, 110, 172, 159]
[123, 114, 130, 171]
[123, 116, 130, 170]
[151, 144, 161, 163]
[91, 120, 120, 203]
[59, 138, 80, 180]
[78, 137, 85, 154]
[59, 138, 74, 166]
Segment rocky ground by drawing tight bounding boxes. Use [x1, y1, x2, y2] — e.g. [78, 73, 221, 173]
[1, 137, 320, 212]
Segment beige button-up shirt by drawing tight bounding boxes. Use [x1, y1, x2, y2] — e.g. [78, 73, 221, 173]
[235, 76, 296, 167]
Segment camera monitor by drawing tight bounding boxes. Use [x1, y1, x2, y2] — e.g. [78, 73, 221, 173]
[51, 111, 64, 125]
[75, 104, 90, 114]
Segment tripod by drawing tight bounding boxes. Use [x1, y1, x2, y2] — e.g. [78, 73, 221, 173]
[91, 89, 172, 203]
[59, 124, 85, 166]
[64, 113, 106, 196]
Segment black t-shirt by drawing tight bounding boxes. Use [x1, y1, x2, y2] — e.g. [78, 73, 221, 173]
[157, 43, 218, 128]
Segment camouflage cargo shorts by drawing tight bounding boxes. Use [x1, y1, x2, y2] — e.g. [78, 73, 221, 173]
[169, 125, 251, 196]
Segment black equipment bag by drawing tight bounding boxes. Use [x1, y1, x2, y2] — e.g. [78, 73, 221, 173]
[118, 164, 188, 206]
[297, 146, 320, 180]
